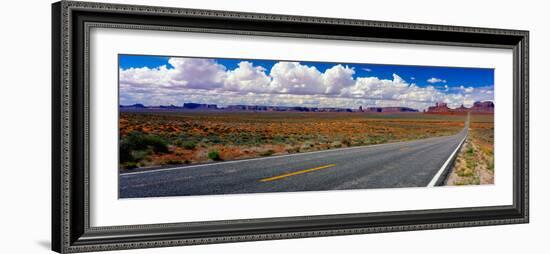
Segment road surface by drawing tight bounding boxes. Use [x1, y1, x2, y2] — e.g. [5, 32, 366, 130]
[120, 121, 468, 198]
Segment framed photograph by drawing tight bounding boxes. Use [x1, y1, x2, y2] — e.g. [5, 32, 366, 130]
[52, 1, 529, 253]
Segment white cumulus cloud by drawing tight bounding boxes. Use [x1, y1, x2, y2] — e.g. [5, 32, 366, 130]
[224, 61, 272, 93]
[427, 77, 447, 84]
[322, 64, 356, 94]
[167, 58, 227, 89]
[269, 62, 325, 95]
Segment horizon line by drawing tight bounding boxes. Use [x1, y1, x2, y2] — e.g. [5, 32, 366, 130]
[119, 100, 494, 111]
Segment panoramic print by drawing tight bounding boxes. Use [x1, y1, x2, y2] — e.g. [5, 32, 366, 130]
[118, 54, 495, 198]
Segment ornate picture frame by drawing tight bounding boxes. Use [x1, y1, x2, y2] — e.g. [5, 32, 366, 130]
[52, 1, 529, 253]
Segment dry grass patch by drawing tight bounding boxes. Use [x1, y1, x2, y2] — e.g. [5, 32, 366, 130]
[446, 114, 494, 185]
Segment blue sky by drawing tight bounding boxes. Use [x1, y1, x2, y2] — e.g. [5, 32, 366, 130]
[118, 54, 494, 110]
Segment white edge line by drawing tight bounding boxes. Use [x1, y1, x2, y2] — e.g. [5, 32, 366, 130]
[120, 134, 455, 177]
[427, 131, 468, 187]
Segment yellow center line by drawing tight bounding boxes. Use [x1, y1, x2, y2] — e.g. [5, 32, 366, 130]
[259, 164, 337, 182]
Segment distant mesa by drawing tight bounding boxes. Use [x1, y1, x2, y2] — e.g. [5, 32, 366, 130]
[361, 106, 418, 113]
[119, 101, 492, 114]
[119, 103, 145, 108]
[183, 103, 218, 110]
[471, 101, 495, 112]
[426, 101, 494, 114]
[427, 102, 452, 113]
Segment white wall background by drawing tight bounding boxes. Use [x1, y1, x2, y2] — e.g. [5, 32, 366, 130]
[0, 0, 546, 253]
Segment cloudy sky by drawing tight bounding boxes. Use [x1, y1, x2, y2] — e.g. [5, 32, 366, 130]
[119, 55, 494, 110]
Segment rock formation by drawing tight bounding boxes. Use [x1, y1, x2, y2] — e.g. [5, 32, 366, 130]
[426, 101, 494, 114]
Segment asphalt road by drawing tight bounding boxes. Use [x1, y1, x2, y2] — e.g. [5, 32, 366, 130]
[120, 122, 468, 198]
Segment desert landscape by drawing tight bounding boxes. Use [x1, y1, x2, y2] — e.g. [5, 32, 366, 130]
[119, 103, 494, 186]
[119, 111, 461, 168]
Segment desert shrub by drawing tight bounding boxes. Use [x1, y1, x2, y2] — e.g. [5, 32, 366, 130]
[208, 150, 221, 161]
[182, 141, 197, 150]
[371, 136, 387, 144]
[119, 142, 133, 165]
[145, 136, 169, 153]
[352, 138, 364, 146]
[286, 147, 300, 153]
[467, 147, 475, 155]
[175, 140, 197, 150]
[457, 168, 474, 177]
[121, 162, 138, 170]
[225, 133, 263, 146]
[341, 137, 352, 147]
[271, 136, 289, 144]
[300, 141, 314, 150]
[330, 141, 342, 148]
[202, 134, 224, 145]
[130, 150, 150, 162]
[165, 159, 184, 165]
[260, 150, 275, 156]
[122, 132, 169, 154]
[119, 132, 169, 166]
